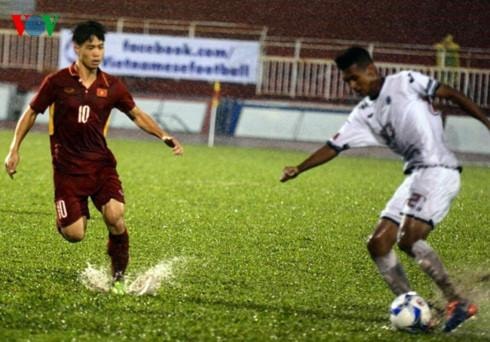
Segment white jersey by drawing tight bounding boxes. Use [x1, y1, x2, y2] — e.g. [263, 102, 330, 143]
[328, 70, 460, 173]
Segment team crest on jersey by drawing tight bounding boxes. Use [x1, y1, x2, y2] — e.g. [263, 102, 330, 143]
[96, 88, 108, 97]
[63, 87, 76, 94]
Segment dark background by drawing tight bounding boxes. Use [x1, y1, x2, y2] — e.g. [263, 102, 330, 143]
[37, 0, 490, 48]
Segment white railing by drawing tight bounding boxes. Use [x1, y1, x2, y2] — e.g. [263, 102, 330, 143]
[0, 29, 59, 71]
[0, 13, 268, 40]
[3, 12, 490, 66]
[258, 57, 490, 108]
[1, 29, 489, 108]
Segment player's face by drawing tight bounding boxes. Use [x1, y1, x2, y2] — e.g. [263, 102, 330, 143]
[75, 36, 105, 71]
[342, 63, 377, 97]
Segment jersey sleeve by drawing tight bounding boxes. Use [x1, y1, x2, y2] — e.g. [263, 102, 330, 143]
[114, 79, 136, 114]
[29, 74, 56, 114]
[327, 104, 382, 152]
[406, 71, 439, 100]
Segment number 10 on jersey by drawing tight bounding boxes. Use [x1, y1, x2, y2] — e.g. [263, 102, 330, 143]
[78, 105, 90, 123]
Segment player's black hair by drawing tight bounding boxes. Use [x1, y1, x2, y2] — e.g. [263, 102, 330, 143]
[335, 46, 373, 70]
[72, 21, 106, 45]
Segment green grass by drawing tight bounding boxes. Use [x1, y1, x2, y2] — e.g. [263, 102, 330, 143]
[0, 130, 489, 341]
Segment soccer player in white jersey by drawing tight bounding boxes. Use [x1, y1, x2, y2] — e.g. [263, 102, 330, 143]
[281, 46, 490, 332]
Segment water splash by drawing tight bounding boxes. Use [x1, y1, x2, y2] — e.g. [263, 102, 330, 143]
[127, 257, 184, 295]
[80, 264, 112, 293]
[80, 257, 185, 296]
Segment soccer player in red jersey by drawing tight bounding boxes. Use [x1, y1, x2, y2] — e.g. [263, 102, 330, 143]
[4, 21, 183, 293]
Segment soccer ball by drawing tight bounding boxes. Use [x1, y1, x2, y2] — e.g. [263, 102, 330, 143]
[389, 292, 431, 332]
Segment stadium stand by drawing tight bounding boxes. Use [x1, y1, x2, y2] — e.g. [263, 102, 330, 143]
[0, 2, 489, 157]
[1, 12, 489, 105]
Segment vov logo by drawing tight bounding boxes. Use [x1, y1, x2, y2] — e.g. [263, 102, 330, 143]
[11, 14, 59, 36]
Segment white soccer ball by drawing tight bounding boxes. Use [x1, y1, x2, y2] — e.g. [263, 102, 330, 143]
[389, 292, 431, 332]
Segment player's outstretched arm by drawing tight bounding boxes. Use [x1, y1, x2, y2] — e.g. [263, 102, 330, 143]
[280, 144, 338, 182]
[436, 84, 490, 130]
[4, 107, 38, 179]
[128, 106, 183, 156]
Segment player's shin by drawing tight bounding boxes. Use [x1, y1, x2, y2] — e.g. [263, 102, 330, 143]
[412, 239, 461, 301]
[107, 229, 129, 281]
[374, 249, 411, 296]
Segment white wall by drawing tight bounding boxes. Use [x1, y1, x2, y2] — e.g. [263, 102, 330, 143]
[235, 107, 303, 139]
[0, 83, 16, 120]
[236, 105, 349, 142]
[21, 92, 207, 133]
[235, 103, 490, 155]
[9, 92, 489, 155]
[445, 116, 490, 154]
[109, 98, 206, 133]
[295, 111, 348, 142]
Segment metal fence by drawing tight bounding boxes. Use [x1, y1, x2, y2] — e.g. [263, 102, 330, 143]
[258, 57, 490, 108]
[1, 29, 490, 108]
[0, 29, 59, 71]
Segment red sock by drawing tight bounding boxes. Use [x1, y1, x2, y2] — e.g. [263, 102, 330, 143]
[107, 230, 129, 279]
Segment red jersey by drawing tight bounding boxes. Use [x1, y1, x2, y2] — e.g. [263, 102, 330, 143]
[30, 63, 135, 174]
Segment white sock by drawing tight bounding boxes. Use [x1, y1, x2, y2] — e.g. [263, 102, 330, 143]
[374, 250, 411, 295]
[412, 239, 461, 301]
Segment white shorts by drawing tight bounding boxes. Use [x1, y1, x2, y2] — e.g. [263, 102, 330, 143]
[380, 167, 461, 227]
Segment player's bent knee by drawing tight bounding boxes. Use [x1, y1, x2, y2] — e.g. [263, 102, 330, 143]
[367, 219, 398, 257]
[62, 234, 84, 243]
[367, 234, 392, 257]
[59, 218, 86, 243]
[103, 209, 125, 229]
[107, 219, 126, 235]
[102, 199, 125, 229]
[60, 229, 85, 243]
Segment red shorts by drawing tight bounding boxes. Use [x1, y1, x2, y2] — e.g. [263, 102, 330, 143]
[53, 167, 125, 227]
